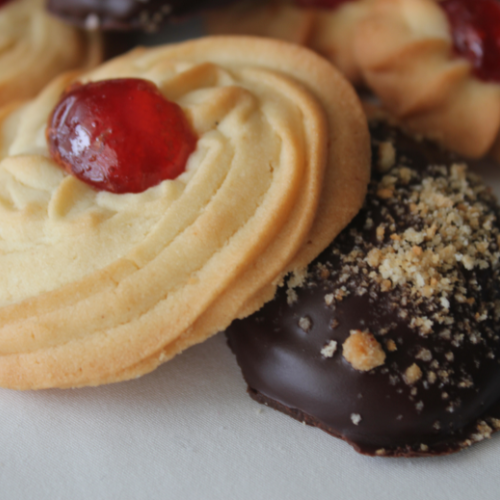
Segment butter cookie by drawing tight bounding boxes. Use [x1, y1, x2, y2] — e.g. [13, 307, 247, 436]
[0, 37, 369, 389]
[356, 0, 500, 158]
[206, 0, 375, 84]
[0, 0, 101, 107]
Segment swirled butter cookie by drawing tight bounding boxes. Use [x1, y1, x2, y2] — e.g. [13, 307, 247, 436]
[355, 0, 500, 159]
[206, 0, 375, 84]
[0, 0, 101, 107]
[0, 37, 370, 389]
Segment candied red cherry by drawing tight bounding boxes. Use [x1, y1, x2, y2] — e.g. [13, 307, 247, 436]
[295, 0, 354, 9]
[0, 0, 14, 7]
[441, 0, 500, 82]
[47, 78, 197, 194]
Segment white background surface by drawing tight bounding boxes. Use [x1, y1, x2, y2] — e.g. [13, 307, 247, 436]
[2, 333, 500, 500]
[2, 16, 500, 500]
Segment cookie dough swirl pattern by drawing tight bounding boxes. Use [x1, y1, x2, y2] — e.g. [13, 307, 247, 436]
[355, 0, 500, 158]
[0, 0, 101, 106]
[0, 38, 369, 389]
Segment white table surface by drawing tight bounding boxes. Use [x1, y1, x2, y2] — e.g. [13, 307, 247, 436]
[2, 16, 500, 500]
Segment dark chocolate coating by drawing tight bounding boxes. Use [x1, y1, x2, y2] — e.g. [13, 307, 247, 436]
[227, 123, 500, 456]
[47, 0, 235, 30]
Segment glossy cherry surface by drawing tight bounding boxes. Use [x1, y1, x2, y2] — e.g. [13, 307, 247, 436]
[296, 0, 354, 8]
[47, 78, 197, 194]
[441, 0, 500, 82]
[0, 0, 14, 7]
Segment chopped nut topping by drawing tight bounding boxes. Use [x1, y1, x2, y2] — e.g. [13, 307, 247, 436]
[458, 378, 474, 389]
[376, 225, 385, 242]
[386, 339, 397, 352]
[415, 348, 432, 362]
[317, 263, 330, 279]
[324, 293, 334, 306]
[471, 421, 493, 441]
[298, 316, 312, 332]
[343, 330, 386, 371]
[288, 268, 308, 289]
[377, 141, 396, 172]
[321, 340, 338, 358]
[381, 279, 392, 292]
[290, 131, 500, 452]
[286, 288, 298, 305]
[403, 363, 422, 385]
[377, 188, 394, 200]
[351, 413, 362, 425]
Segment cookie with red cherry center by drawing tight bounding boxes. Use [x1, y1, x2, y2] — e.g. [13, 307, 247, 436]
[0, 37, 369, 389]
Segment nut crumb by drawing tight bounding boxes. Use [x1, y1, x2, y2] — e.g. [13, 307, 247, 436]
[386, 339, 397, 352]
[376, 225, 385, 242]
[415, 348, 432, 362]
[324, 293, 334, 306]
[298, 316, 312, 332]
[351, 413, 362, 425]
[343, 330, 386, 371]
[321, 340, 338, 358]
[288, 268, 308, 289]
[403, 363, 422, 385]
[287, 288, 298, 305]
[377, 141, 396, 172]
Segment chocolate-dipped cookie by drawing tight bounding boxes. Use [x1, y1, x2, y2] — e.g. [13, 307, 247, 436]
[47, 0, 235, 30]
[227, 121, 500, 457]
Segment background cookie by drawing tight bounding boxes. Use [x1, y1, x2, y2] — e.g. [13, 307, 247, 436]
[355, 0, 500, 158]
[0, 0, 101, 106]
[206, 0, 375, 84]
